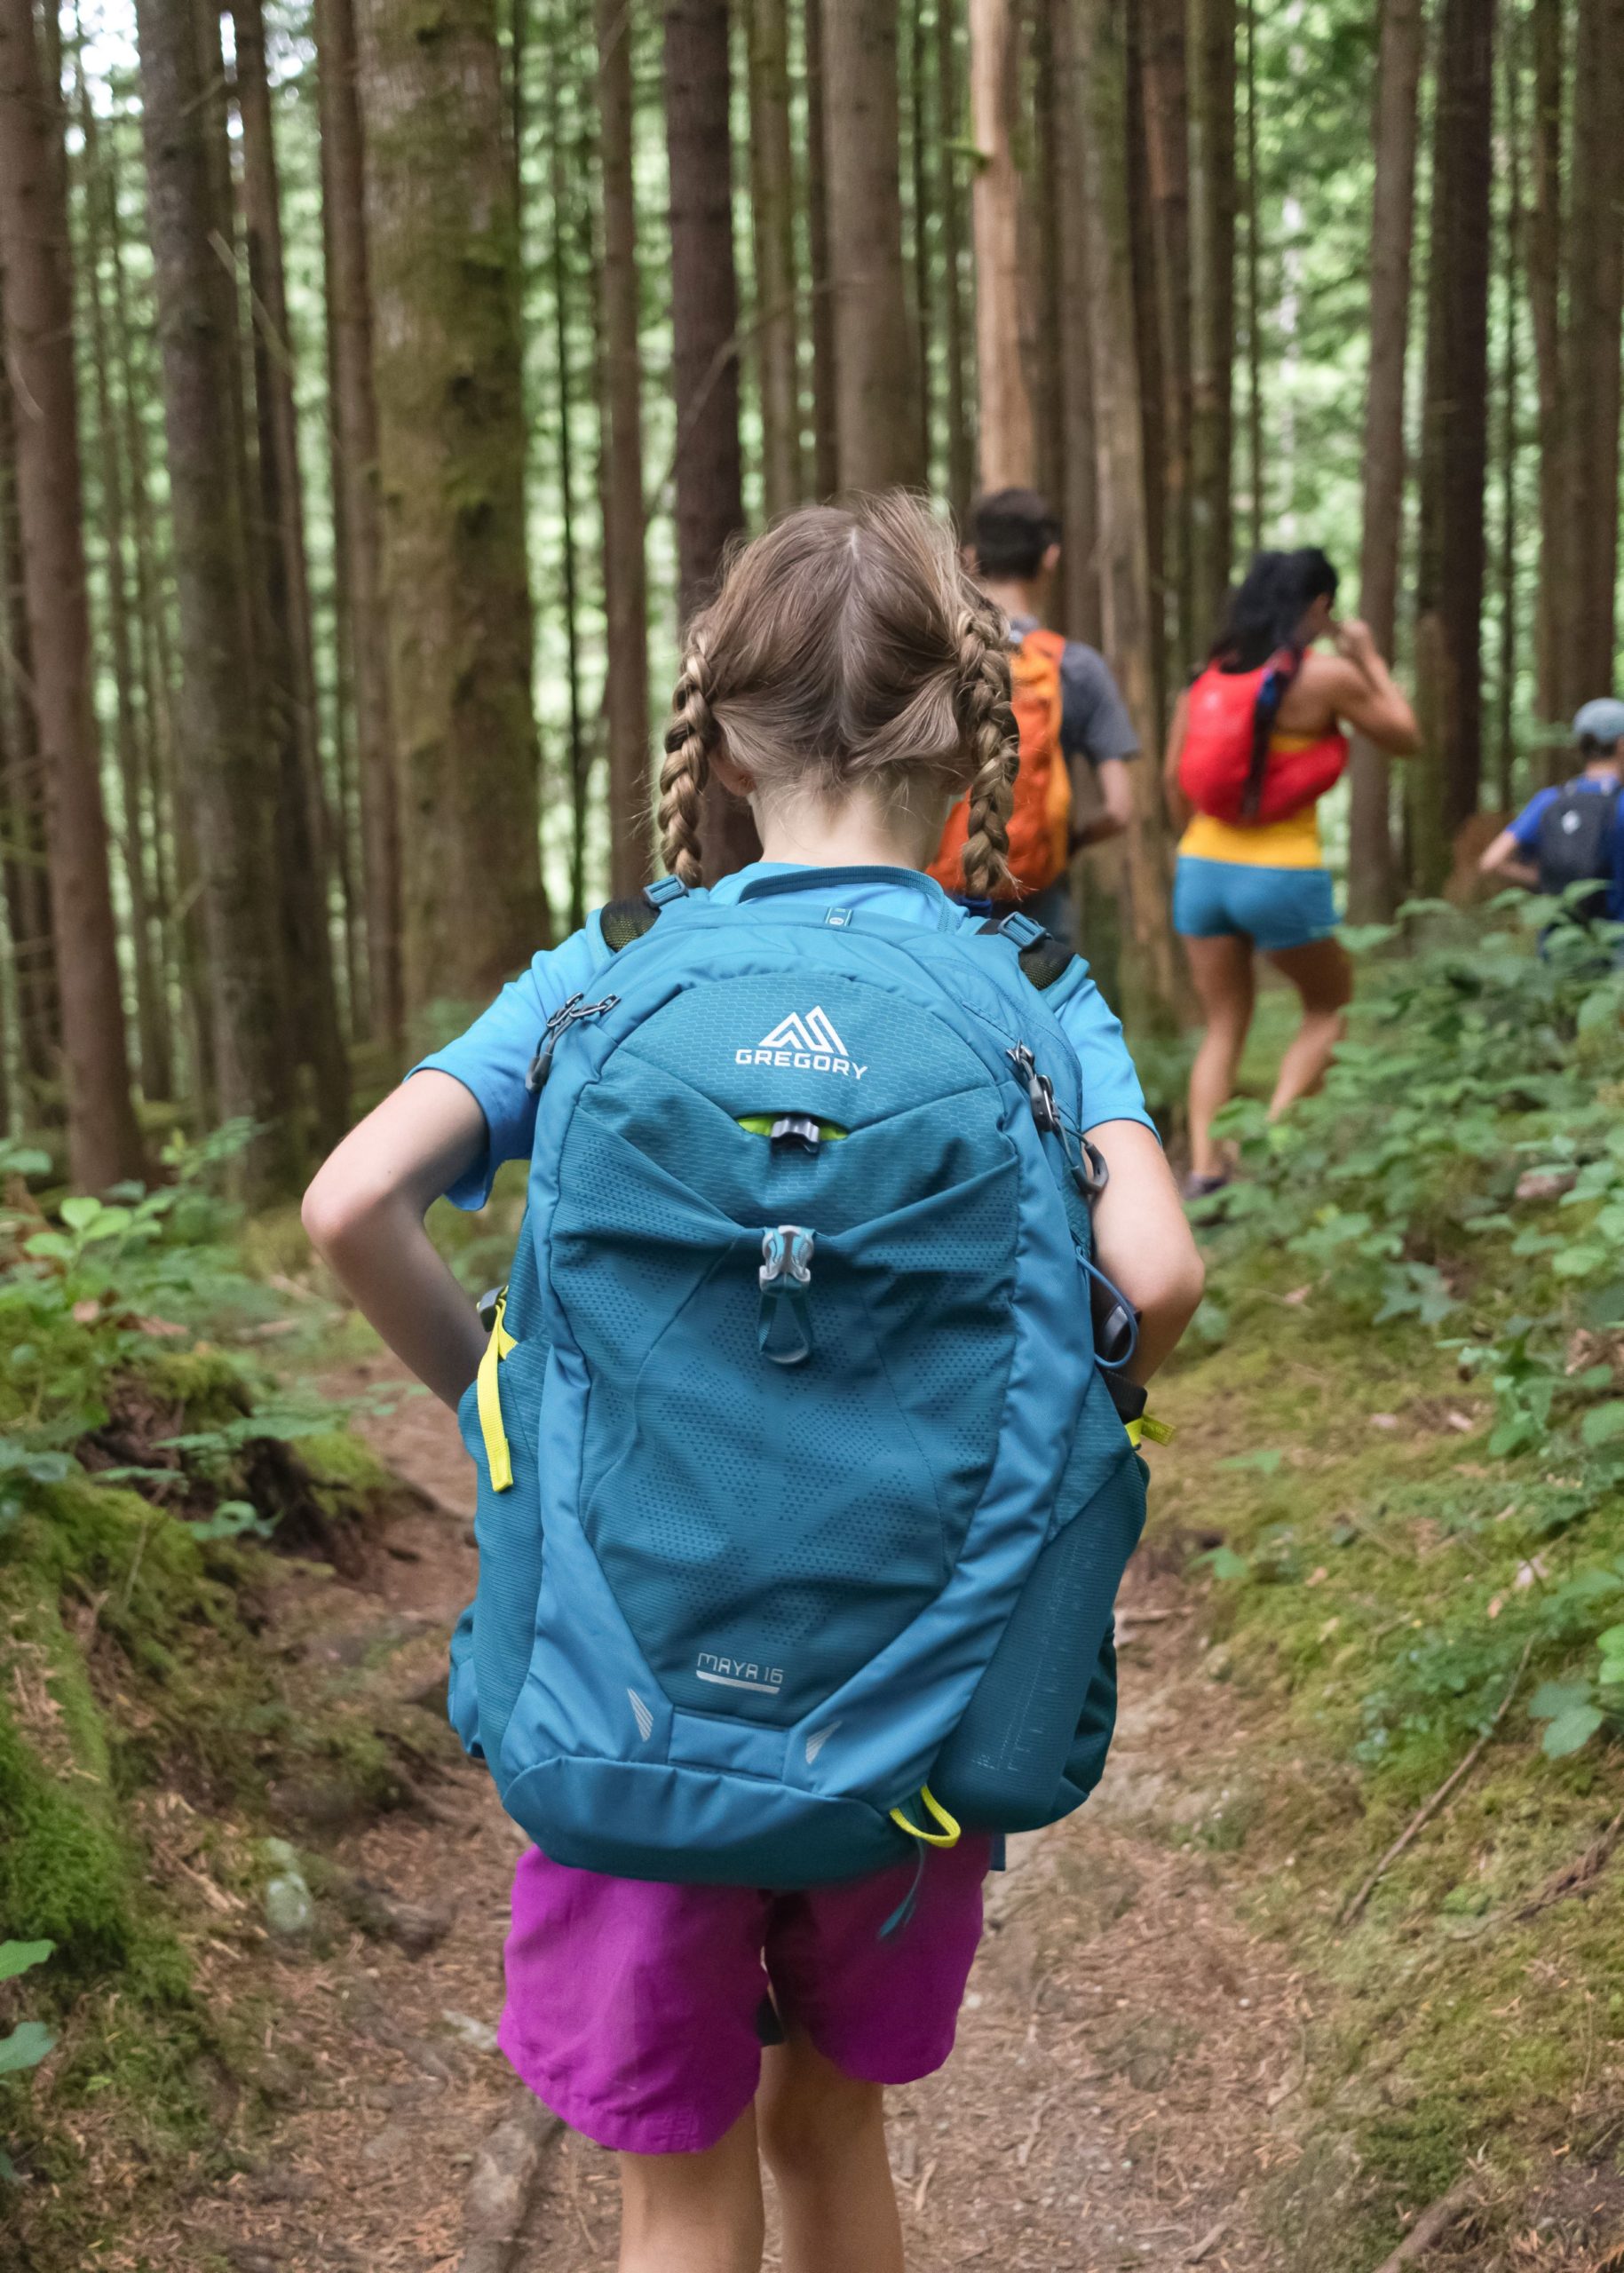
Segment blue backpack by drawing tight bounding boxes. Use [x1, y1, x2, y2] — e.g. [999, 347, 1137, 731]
[448, 867, 1147, 1889]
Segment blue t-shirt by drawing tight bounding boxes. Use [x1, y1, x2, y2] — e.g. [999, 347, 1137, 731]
[416, 862, 1156, 1209]
[1509, 772, 1624, 919]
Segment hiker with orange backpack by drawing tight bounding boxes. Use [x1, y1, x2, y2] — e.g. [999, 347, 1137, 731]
[1164, 548, 1419, 1198]
[930, 488, 1139, 944]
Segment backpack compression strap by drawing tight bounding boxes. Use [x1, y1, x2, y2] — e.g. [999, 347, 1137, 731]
[978, 907, 1076, 991]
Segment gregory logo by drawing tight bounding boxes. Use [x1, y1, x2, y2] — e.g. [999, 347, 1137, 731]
[736, 1008, 866, 1081]
[696, 1653, 785, 1695]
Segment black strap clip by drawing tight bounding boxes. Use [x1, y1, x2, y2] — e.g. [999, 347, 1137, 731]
[1008, 1043, 1063, 1137]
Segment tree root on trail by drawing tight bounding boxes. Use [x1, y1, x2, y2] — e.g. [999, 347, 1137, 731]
[1367, 2174, 1479, 2270]
[1515, 1802, 1624, 1922]
[1338, 1642, 1533, 1929]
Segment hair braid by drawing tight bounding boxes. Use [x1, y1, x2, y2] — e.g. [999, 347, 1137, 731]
[955, 601, 1018, 899]
[657, 639, 718, 887]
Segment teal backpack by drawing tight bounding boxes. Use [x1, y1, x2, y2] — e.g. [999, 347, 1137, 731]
[448, 868, 1148, 1888]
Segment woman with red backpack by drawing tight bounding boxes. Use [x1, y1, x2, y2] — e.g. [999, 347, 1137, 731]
[1164, 549, 1418, 1197]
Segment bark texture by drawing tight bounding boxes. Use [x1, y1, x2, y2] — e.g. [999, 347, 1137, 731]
[0, 0, 142, 1185]
[234, 0, 349, 1143]
[1347, 0, 1423, 920]
[353, 0, 548, 1014]
[804, 0, 840, 498]
[1527, 0, 1563, 735]
[1050, 0, 1098, 645]
[1065, 0, 1182, 1030]
[970, 0, 1034, 489]
[1560, 0, 1624, 711]
[1186, 0, 1235, 642]
[595, 0, 651, 895]
[748, 0, 803, 518]
[315, 0, 402, 1050]
[136, 0, 294, 1184]
[664, 0, 757, 878]
[822, 0, 925, 490]
[1413, 0, 1496, 889]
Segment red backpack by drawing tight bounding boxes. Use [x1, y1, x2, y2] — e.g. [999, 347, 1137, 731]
[1178, 651, 1347, 826]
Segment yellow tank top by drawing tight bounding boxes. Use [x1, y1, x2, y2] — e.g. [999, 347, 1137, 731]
[1178, 733, 1326, 868]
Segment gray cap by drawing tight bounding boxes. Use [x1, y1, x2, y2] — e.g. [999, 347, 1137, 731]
[1573, 696, 1624, 747]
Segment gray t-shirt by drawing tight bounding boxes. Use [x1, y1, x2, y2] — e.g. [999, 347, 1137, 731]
[1008, 614, 1140, 786]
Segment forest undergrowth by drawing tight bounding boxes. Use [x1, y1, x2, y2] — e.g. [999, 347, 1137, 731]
[2, 904, 1624, 2267]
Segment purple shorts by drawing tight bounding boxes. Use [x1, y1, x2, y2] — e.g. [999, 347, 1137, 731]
[497, 1836, 993, 2156]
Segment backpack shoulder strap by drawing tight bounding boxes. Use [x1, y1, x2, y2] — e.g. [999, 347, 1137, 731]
[598, 874, 689, 954]
[978, 907, 1077, 992]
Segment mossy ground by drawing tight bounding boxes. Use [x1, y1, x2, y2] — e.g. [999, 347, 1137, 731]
[1150, 1179, 1624, 2258]
[0, 1295, 424, 2262]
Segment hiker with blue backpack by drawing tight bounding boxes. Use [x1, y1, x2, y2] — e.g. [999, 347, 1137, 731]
[1478, 698, 1624, 927]
[304, 493, 1203, 2273]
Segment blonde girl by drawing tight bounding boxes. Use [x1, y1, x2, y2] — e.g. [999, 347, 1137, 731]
[305, 495, 1202, 2273]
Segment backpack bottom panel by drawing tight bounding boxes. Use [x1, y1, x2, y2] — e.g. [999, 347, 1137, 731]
[503, 1754, 912, 1889]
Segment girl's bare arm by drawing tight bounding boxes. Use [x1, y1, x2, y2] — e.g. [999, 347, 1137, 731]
[1087, 1119, 1205, 1382]
[303, 1073, 492, 1408]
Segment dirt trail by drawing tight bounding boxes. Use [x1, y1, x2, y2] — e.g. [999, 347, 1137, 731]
[177, 1360, 1309, 2273]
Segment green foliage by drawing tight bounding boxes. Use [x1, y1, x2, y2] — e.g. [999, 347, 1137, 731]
[1170, 907, 1624, 2241]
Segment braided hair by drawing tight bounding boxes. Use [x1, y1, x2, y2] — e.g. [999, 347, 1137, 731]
[652, 493, 1019, 893]
[656, 638, 717, 888]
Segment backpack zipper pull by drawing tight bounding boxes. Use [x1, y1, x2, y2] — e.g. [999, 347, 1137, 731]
[526, 993, 621, 1093]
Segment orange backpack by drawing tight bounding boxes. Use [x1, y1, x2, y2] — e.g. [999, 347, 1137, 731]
[929, 626, 1072, 901]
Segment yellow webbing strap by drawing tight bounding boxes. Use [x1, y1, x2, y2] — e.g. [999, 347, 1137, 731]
[1126, 1413, 1175, 1449]
[477, 1293, 518, 1493]
[889, 1784, 962, 1849]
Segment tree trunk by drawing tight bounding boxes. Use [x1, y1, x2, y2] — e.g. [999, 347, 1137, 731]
[803, 0, 840, 498]
[1050, 0, 1099, 645]
[1065, 0, 1183, 1032]
[1561, 0, 1624, 710]
[907, 0, 934, 486]
[106, 104, 191, 1101]
[353, 0, 548, 1013]
[0, 326, 57, 1105]
[0, 0, 143, 1187]
[1186, 0, 1236, 640]
[136, 0, 295, 1184]
[74, 52, 170, 1104]
[749, 0, 803, 518]
[1125, 15, 1168, 732]
[314, 0, 402, 1052]
[1494, 15, 1521, 808]
[664, 0, 757, 880]
[545, 0, 589, 931]
[595, 0, 651, 895]
[970, 0, 1034, 489]
[234, 0, 349, 1144]
[1138, 0, 1191, 675]
[1241, 0, 1263, 552]
[1347, 0, 1423, 921]
[1526, 0, 1563, 740]
[1411, 0, 1495, 890]
[822, 0, 925, 490]
[937, 0, 974, 523]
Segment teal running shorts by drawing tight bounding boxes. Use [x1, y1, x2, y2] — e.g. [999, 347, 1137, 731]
[1172, 855, 1338, 954]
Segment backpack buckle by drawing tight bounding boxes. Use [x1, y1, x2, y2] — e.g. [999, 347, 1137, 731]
[770, 1114, 822, 1154]
[758, 1226, 815, 1366]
